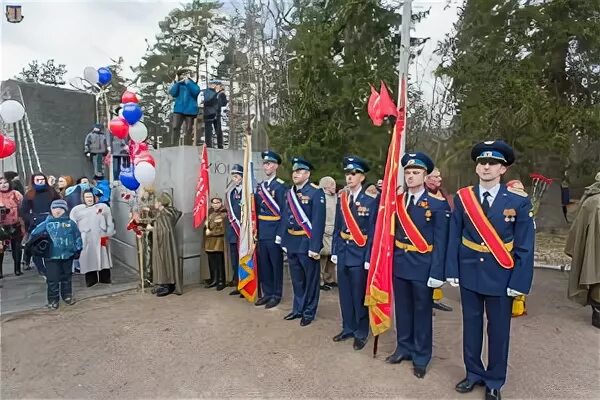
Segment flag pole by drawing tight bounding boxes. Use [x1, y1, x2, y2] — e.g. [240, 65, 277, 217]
[373, 0, 412, 358]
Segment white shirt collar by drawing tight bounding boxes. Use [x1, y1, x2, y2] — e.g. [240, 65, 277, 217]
[407, 188, 425, 205]
[265, 175, 275, 185]
[479, 183, 500, 202]
[235, 185, 242, 193]
[295, 181, 308, 191]
[350, 186, 362, 199]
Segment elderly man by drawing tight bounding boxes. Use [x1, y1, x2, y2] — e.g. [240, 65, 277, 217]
[319, 176, 338, 291]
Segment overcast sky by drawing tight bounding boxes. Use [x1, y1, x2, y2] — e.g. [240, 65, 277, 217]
[1, 0, 459, 92]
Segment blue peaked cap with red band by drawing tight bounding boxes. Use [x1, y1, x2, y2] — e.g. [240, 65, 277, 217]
[401, 152, 434, 174]
[231, 164, 244, 175]
[471, 140, 515, 166]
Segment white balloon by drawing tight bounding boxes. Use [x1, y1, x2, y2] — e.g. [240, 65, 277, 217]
[83, 66, 99, 85]
[134, 161, 156, 185]
[128, 121, 148, 142]
[0, 100, 25, 124]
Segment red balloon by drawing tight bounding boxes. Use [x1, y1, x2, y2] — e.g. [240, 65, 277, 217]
[109, 117, 129, 139]
[134, 151, 155, 167]
[0, 133, 4, 149]
[121, 91, 139, 104]
[0, 135, 16, 159]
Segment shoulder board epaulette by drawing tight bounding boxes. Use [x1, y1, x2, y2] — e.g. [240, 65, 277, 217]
[310, 183, 320, 189]
[276, 178, 285, 184]
[428, 191, 446, 201]
[365, 185, 378, 198]
[507, 187, 528, 197]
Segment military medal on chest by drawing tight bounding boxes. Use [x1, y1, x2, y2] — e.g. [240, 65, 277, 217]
[503, 208, 516, 222]
[424, 209, 432, 221]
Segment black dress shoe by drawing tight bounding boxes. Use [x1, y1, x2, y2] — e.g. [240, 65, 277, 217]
[485, 387, 502, 400]
[413, 366, 426, 379]
[255, 297, 270, 306]
[320, 284, 331, 291]
[332, 332, 353, 342]
[353, 337, 368, 350]
[455, 378, 484, 393]
[283, 312, 301, 320]
[328, 282, 338, 288]
[204, 281, 217, 288]
[239, 294, 244, 298]
[385, 353, 412, 364]
[156, 285, 171, 297]
[265, 299, 280, 309]
[216, 284, 226, 291]
[592, 307, 600, 329]
[433, 302, 453, 312]
[299, 318, 312, 327]
[229, 289, 240, 296]
[15, 271, 23, 276]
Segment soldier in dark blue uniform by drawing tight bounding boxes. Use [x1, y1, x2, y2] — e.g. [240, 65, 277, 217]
[255, 150, 288, 309]
[385, 152, 451, 379]
[331, 156, 378, 351]
[446, 140, 534, 400]
[225, 164, 243, 295]
[276, 157, 326, 327]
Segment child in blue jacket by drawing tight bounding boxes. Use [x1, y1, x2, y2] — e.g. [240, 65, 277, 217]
[30, 200, 82, 309]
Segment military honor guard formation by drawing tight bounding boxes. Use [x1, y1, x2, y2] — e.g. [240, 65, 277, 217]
[223, 139, 533, 400]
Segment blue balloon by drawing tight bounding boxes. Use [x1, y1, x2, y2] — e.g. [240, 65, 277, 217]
[97, 67, 112, 86]
[119, 166, 140, 191]
[122, 102, 143, 125]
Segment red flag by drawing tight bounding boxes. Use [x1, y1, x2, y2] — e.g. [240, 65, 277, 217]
[378, 81, 398, 120]
[365, 78, 405, 336]
[193, 145, 210, 228]
[367, 85, 384, 126]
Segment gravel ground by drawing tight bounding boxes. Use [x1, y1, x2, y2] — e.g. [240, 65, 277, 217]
[1, 268, 599, 399]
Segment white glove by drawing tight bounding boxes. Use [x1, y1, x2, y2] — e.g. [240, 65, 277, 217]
[364, 262, 370, 270]
[282, 247, 287, 254]
[507, 288, 524, 297]
[331, 255, 338, 264]
[308, 250, 320, 259]
[427, 277, 444, 288]
[275, 235, 282, 245]
[446, 278, 459, 287]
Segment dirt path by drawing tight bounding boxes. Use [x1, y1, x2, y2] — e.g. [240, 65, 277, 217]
[1, 269, 598, 399]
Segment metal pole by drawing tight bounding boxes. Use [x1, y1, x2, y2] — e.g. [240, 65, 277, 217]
[396, 0, 412, 189]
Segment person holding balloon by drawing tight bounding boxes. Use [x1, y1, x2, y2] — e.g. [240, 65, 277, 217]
[169, 68, 200, 146]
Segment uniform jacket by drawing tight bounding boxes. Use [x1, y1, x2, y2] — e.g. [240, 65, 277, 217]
[256, 177, 287, 241]
[445, 184, 535, 296]
[170, 79, 201, 116]
[332, 188, 379, 267]
[565, 181, 600, 306]
[278, 181, 326, 254]
[226, 186, 242, 244]
[205, 208, 227, 252]
[393, 191, 450, 282]
[30, 214, 82, 260]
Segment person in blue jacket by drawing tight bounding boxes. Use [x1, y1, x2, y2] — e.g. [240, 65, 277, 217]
[276, 157, 326, 327]
[254, 151, 288, 309]
[330, 156, 378, 351]
[29, 199, 82, 310]
[446, 140, 534, 400]
[385, 152, 451, 379]
[169, 68, 200, 146]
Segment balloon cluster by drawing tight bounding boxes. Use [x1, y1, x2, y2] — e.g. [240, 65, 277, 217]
[0, 99, 25, 159]
[113, 90, 156, 191]
[83, 66, 113, 87]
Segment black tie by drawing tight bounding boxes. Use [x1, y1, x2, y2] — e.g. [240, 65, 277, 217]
[349, 193, 354, 207]
[482, 191, 491, 215]
[406, 194, 414, 209]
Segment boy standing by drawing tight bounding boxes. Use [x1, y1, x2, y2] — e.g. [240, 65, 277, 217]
[30, 200, 82, 309]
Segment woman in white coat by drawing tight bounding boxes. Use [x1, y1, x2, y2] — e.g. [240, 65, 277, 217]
[70, 190, 115, 287]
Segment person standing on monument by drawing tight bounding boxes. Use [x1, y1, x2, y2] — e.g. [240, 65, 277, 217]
[169, 68, 201, 146]
[84, 124, 109, 178]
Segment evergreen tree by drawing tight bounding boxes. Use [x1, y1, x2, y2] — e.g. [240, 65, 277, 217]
[267, 0, 428, 180]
